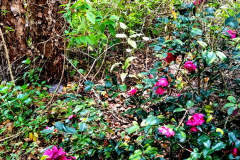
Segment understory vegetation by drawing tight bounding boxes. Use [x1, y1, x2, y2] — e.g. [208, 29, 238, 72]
[0, 0, 240, 159]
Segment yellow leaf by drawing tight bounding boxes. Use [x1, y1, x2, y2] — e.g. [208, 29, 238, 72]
[204, 105, 214, 114]
[206, 114, 212, 123]
[172, 10, 177, 19]
[29, 132, 33, 140]
[41, 155, 49, 160]
[33, 132, 38, 142]
[216, 128, 224, 135]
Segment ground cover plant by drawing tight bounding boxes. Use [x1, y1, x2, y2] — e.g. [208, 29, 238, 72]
[0, 0, 240, 160]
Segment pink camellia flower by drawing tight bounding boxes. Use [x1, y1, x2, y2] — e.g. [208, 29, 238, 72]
[157, 78, 169, 87]
[159, 126, 175, 137]
[43, 146, 66, 160]
[187, 113, 205, 126]
[68, 115, 76, 120]
[46, 126, 50, 129]
[155, 87, 166, 95]
[177, 94, 181, 97]
[227, 30, 237, 39]
[190, 126, 199, 132]
[164, 53, 174, 63]
[232, 148, 238, 158]
[194, 0, 202, 5]
[129, 89, 137, 96]
[149, 74, 154, 79]
[184, 61, 196, 72]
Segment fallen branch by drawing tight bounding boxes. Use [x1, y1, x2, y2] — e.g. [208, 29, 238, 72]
[62, 54, 102, 104]
[0, 27, 15, 86]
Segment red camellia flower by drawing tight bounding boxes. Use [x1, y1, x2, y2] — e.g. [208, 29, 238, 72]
[155, 87, 165, 95]
[232, 148, 238, 158]
[164, 53, 174, 63]
[129, 89, 137, 96]
[190, 126, 199, 132]
[186, 113, 205, 126]
[158, 126, 175, 137]
[184, 61, 196, 72]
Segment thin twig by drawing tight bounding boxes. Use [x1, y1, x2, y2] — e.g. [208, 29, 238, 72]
[0, 130, 25, 143]
[177, 110, 188, 129]
[63, 54, 102, 104]
[0, 27, 15, 86]
[177, 143, 192, 153]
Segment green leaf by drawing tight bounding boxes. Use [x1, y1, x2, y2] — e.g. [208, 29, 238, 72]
[198, 135, 210, 145]
[108, 24, 116, 36]
[41, 129, 54, 134]
[135, 84, 143, 89]
[225, 16, 238, 28]
[212, 142, 226, 151]
[227, 96, 237, 103]
[229, 132, 237, 143]
[191, 28, 202, 37]
[111, 92, 119, 99]
[216, 51, 227, 62]
[206, 51, 216, 64]
[84, 81, 94, 85]
[105, 81, 112, 88]
[145, 116, 160, 126]
[85, 85, 92, 91]
[129, 149, 142, 160]
[109, 15, 119, 20]
[202, 148, 214, 158]
[63, 126, 77, 134]
[174, 108, 185, 112]
[203, 139, 211, 148]
[79, 123, 88, 132]
[186, 100, 194, 108]
[235, 141, 240, 148]
[197, 41, 207, 48]
[119, 84, 127, 91]
[127, 125, 140, 134]
[228, 106, 236, 115]
[224, 103, 235, 108]
[86, 12, 95, 24]
[55, 122, 64, 131]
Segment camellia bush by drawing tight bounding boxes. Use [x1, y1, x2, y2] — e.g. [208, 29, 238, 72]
[39, 0, 240, 160]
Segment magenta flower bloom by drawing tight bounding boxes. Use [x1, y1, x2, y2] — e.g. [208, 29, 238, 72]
[43, 146, 66, 160]
[186, 113, 205, 126]
[129, 89, 137, 96]
[184, 61, 196, 72]
[190, 126, 199, 132]
[68, 115, 76, 120]
[46, 126, 50, 129]
[149, 74, 154, 79]
[227, 30, 237, 39]
[164, 53, 174, 63]
[169, 48, 173, 51]
[157, 78, 169, 87]
[177, 94, 181, 97]
[232, 148, 238, 158]
[155, 87, 165, 95]
[159, 126, 175, 137]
